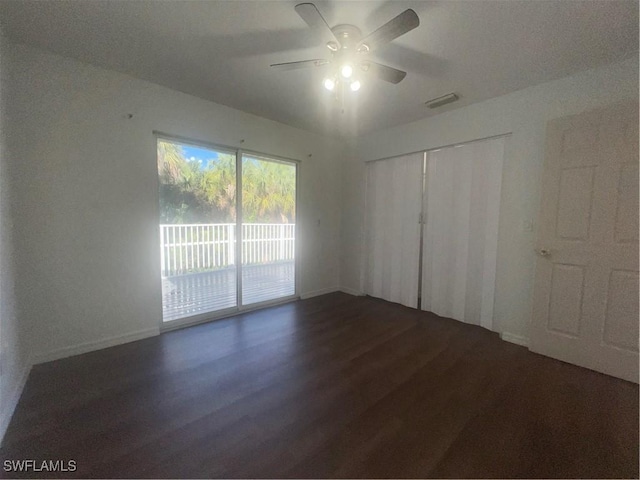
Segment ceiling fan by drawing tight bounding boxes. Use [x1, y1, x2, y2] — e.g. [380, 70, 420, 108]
[271, 3, 419, 93]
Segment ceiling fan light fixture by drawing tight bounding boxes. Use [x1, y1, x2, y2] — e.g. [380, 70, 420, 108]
[323, 77, 336, 91]
[276, 3, 420, 102]
[340, 64, 353, 78]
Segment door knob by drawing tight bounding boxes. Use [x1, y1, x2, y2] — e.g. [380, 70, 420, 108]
[536, 248, 551, 257]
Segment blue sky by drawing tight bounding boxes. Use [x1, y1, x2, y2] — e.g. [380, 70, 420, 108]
[178, 144, 264, 170]
[181, 144, 219, 169]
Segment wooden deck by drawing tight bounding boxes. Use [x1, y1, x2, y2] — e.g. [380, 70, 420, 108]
[161, 261, 295, 321]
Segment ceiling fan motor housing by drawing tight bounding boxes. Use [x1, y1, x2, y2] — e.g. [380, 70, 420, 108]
[330, 24, 363, 50]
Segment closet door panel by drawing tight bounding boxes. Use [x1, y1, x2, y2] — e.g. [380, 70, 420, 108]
[421, 138, 506, 331]
[365, 153, 423, 308]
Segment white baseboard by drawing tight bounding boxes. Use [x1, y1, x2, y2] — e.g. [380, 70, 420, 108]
[500, 331, 529, 347]
[32, 327, 160, 365]
[299, 287, 339, 300]
[0, 358, 32, 446]
[339, 287, 365, 296]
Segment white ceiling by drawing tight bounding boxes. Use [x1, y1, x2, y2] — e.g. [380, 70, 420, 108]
[1, 0, 637, 137]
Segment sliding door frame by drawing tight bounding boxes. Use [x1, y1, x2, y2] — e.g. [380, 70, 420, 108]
[238, 150, 300, 311]
[154, 132, 300, 332]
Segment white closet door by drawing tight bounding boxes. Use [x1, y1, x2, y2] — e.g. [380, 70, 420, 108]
[421, 137, 505, 330]
[365, 153, 423, 308]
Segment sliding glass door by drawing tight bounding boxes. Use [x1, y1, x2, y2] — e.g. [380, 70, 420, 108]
[157, 137, 297, 323]
[241, 154, 296, 305]
[158, 139, 238, 321]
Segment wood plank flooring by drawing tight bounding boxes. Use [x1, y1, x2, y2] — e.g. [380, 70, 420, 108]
[2, 293, 637, 478]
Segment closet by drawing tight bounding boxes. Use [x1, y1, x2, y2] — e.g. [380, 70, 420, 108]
[365, 136, 506, 331]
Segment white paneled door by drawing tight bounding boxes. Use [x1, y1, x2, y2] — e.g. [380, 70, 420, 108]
[530, 103, 639, 383]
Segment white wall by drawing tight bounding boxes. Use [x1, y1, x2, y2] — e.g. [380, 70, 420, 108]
[5, 42, 344, 365]
[0, 37, 31, 441]
[340, 56, 639, 343]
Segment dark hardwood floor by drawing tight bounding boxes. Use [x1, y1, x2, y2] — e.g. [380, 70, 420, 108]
[2, 293, 638, 478]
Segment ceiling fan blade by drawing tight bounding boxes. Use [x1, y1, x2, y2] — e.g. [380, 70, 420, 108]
[361, 62, 407, 84]
[357, 9, 419, 52]
[294, 3, 341, 48]
[270, 59, 330, 71]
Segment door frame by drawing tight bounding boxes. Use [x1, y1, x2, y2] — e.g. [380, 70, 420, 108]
[153, 131, 301, 332]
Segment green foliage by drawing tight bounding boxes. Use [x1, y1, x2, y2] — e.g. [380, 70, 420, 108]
[242, 157, 296, 223]
[157, 140, 186, 184]
[157, 141, 295, 224]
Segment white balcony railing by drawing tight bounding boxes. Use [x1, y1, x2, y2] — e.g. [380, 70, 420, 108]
[160, 223, 295, 277]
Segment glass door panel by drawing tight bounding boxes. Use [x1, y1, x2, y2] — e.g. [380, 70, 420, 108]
[158, 138, 237, 322]
[241, 154, 296, 305]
